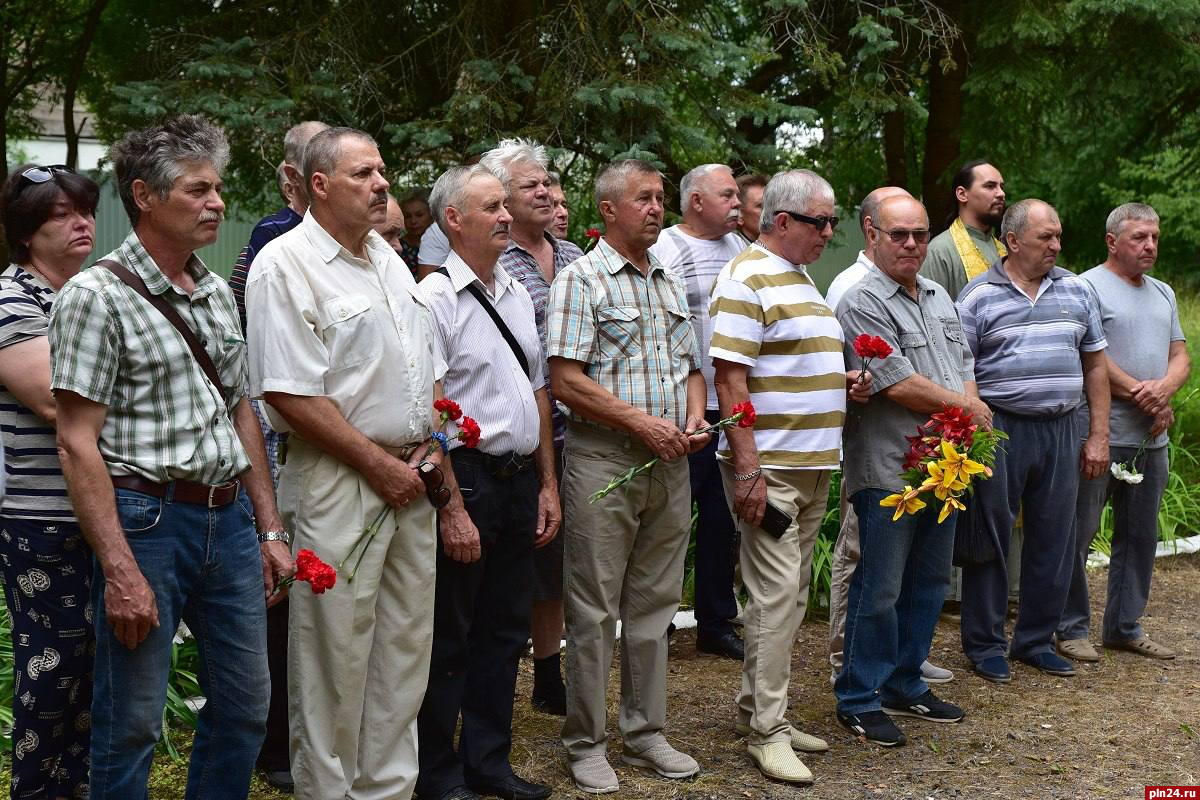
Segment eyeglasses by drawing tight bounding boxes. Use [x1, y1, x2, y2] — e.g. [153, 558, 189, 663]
[782, 210, 839, 231]
[20, 165, 72, 185]
[418, 461, 452, 510]
[872, 225, 931, 245]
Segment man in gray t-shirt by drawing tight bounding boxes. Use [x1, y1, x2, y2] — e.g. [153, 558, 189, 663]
[1057, 203, 1189, 663]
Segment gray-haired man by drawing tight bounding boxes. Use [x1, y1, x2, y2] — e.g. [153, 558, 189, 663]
[1056, 203, 1188, 662]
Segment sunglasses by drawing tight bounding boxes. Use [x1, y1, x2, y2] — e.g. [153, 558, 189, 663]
[20, 165, 73, 185]
[872, 225, 931, 245]
[418, 461, 452, 510]
[782, 210, 839, 231]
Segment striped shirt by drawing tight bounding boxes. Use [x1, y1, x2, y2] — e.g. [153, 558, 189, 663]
[958, 259, 1106, 417]
[228, 206, 302, 331]
[50, 232, 251, 484]
[649, 226, 747, 410]
[0, 265, 72, 520]
[500, 232, 584, 446]
[546, 237, 700, 431]
[420, 251, 545, 456]
[708, 244, 845, 469]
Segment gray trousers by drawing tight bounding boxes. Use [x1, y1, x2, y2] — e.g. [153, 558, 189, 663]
[560, 423, 691, 760]
[1058, 444, 1169, 644]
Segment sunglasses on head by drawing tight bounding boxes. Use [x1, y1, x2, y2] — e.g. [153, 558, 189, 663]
[781, 210, 839, 231]
[20, 165, 73, 185]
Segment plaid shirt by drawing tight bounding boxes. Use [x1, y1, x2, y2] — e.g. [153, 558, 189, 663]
[501, 232, 584, 445]
[50, 231, 251, 484]
[546, 237, 699, 431]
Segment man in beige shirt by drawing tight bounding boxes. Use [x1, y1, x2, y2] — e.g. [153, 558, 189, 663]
[246, 126, 446, 800]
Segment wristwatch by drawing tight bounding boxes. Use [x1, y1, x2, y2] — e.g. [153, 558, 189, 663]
[257, 529, 292, 547]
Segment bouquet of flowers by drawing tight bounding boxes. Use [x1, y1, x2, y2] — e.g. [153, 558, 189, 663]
[880, 406, 1007, 523]
[339, 397, 481, 582]
[589, 401, 757, 503]
[273, 548, 337, 595]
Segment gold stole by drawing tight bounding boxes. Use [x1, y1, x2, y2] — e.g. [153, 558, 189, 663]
[949, 217, 1006, 280]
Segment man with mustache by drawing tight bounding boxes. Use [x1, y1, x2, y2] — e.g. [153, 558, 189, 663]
[246, 126, 444, 800]
[924, 160, 1007, 301]
[414, 164, 559, 800]
[480, 140, 583, 718]
[50, 114, 294, 799]
[649, 163, 748, 662]
[547, 159, 708, 794]
[957, 199, 1110, 684]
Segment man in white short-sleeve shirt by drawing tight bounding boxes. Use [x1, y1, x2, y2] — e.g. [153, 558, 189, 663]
[246, 126, 445, 800]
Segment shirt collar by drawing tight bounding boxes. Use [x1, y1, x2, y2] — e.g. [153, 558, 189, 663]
[119, 231, 217, 300]
[865, 261, 936, 299]
[443, 250, 514, 298]
[596, 237, 664, 277]
[504, 229, 561, 258]
[751, 241, 810, 276]
[985, 257, 1070, 285]
[301, 211, 392, 268]
[855, 250, 876, 270]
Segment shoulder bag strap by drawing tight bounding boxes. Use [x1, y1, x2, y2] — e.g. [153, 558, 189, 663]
[96, 259, 229, 401]
[436, 267, 531, 378]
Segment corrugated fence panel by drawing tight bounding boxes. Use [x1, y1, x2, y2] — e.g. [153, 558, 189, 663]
[89, 182, 261, 280]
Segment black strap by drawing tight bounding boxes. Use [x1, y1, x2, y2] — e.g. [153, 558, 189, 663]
[96, 259, 229, 401]
[436, 267, 531, 378]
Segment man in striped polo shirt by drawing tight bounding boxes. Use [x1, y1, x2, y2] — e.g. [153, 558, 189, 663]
[957, 198, 1110, 683]
[710, 169, 859, 784]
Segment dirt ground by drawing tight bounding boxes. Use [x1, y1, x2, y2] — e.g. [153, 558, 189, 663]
[151, 552, 1200, 798]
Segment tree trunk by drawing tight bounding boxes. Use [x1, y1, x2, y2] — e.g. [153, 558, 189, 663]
[63, 0, 109, 170]
[922, 0, 972, 232]
[883, 107, 908, 189]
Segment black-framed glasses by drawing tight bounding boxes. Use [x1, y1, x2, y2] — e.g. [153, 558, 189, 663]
[418, 461, 451, 510]
[781, 210, 839, 231]
[20, 165, 72, 185]
[871, 225, 931, 244]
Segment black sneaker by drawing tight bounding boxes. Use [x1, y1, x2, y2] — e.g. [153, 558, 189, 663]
[837, 710, 907, 746]
[882, 690, 965, 723]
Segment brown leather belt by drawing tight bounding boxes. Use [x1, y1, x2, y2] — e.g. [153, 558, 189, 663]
[111, 475, 240, 508]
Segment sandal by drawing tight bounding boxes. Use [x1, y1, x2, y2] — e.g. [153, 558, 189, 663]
[1056, 637, 1100, 662]
[1103, 635, 1175, 660]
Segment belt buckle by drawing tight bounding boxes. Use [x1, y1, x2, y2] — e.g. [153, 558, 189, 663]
[208, 484, 220, 508]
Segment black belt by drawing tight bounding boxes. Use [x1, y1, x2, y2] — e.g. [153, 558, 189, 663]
[452, 448, 535, 479]
[111, 475, 240, 507]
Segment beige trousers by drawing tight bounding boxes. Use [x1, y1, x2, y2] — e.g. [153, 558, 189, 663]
[721, 464, 830, 746]
[280, 437, 437, 800]
[827, 481, 859, 671]
[560, 423, 691, 760]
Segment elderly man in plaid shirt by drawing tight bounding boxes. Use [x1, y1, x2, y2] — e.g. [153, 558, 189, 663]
[50, 115, 293, 800]
[547, 158, 709, 795]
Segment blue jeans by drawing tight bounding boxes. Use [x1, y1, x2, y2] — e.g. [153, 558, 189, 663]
[90, 486, 269, 800]
[835, 488, 955, 715]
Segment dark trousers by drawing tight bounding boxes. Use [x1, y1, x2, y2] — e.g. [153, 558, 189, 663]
[690, 410, 739, 638]
[256, 599, 289, 772]
[416, 454, 538, 795]
[0, 518, 93, 800]
[961, 409, 1081, 662]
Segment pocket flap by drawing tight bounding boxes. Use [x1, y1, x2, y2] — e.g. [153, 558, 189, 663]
[598, 305, 639, 324]
[319, 294, 372, 327]
[899, 331, 927, 348]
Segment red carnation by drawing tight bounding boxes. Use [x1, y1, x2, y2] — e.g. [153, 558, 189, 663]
[285, 548, 337, 595]
[853, 334, 893, 360]
[732, 401, 757, 428]
[434, 398, 463, 421]
[585, 227, 601, 241]
[457, 416, 482, 449]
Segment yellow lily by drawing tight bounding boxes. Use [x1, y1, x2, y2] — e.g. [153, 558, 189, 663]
[938, 493, 967, 523]
[937, 439, 986, 487]
[880, 485, 927, 521]
[921, 461, 967, 499]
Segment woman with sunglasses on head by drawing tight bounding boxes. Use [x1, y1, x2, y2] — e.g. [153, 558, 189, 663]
[0, 164, 100, 800]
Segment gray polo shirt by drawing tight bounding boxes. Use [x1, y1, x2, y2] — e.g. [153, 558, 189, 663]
[838, 265, 975, 496]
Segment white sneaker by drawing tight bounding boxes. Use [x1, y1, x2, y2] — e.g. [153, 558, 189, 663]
[569, 755, 619, 794]
[921, 659, 954, 683]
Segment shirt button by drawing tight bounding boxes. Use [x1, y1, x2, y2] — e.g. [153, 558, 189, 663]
[220, 459, 227, 466]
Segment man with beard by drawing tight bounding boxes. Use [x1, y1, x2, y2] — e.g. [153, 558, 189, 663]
[924, 160, 1007, 301]
[649, 163, 747, 662]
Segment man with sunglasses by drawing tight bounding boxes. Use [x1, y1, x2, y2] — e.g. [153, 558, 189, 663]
[835, 195, 988, 747]
[413, 163, 559, 800]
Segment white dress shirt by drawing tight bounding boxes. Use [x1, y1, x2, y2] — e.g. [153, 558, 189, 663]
[246, 212, 446, 447]
[419, 251, 545, 456]
[824, 250, 875, 313]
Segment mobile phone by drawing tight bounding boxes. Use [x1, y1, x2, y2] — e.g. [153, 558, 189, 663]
[759, 501, 793, 539]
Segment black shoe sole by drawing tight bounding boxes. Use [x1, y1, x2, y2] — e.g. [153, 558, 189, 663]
[972, 668, 1012, 684]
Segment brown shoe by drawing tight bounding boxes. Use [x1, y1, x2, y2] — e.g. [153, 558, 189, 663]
[1056, 637, 1100, 662]
[1103, 635, 1175, 660]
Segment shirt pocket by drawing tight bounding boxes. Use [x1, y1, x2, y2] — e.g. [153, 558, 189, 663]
[665, 305, 693, 361]
[319, 294, 383, 371]
[596, 305, 642, 359]
[939, 316, 964, 345]
[898, 330, 928, 353]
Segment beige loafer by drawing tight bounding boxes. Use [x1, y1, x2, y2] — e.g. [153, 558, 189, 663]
[1056, 637, 1100, 662]
[735, 721, 829, 753]
[748, 741, 814, 785]
[1104, 635, 1175, 660]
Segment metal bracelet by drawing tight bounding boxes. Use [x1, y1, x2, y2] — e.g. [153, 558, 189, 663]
[732, 468, 762, 482]
[257, 529, 292, 546]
